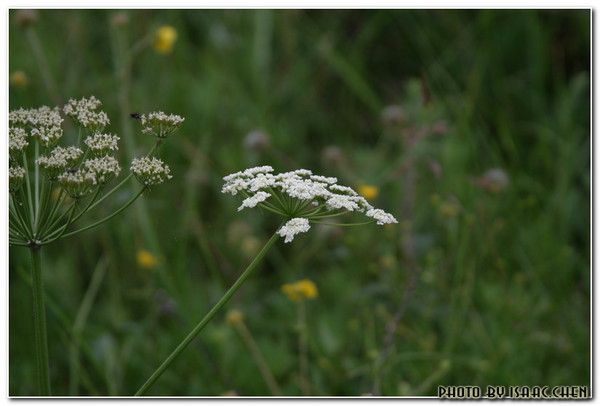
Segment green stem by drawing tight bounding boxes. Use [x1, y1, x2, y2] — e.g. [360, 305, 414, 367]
[85, 174, 132, 213]
[29, 246, 51, 395]
[34, 141, 40, 232]
[39, 201, 78, 243]
[56, 188, 145, 241]
[135, 231, 281, 396]
[23, 151, 35, 228]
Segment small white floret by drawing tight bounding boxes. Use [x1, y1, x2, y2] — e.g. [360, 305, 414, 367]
[277, 217, 310, 243]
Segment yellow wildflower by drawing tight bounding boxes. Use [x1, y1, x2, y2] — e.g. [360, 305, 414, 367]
[154, 25, 177, 54]
[137, 249, 158, 269]
[10, 71, 28, 88]
[281, 279, 318, 302]
[226, 309, 244, 325]
[358, 184, 379, 200]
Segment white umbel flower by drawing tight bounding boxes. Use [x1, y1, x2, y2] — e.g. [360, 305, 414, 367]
[83, 156, 121, 183]
[58, 168, 97, 198]
[63, 96, 110, 131]
[84, 133, 120, 155]
[222, 165, 397, 242]
[277, 218, 311, 243]
[9, 166, 26, 193]
[131, 156, 173, 186]
[366, 208, 397, 225]
[10, 106, 64, 146]
[238, 191, 271, 211]
[37, 146, 84, 179]
[9, 127, 29, 154]
[139, 111, 185, 138]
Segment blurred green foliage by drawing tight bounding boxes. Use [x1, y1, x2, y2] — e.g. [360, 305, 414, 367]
[9, 9, 590, 396]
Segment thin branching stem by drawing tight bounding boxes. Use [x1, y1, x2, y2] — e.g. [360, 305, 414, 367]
[135, 231, 281, 396]
[57, 188, 146, 240]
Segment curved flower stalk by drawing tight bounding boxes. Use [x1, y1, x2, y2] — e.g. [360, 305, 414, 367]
[135, 166, 396, 396]
[9, 96, 184, 395]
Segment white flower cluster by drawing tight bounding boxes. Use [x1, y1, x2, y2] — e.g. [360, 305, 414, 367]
[9, 166, 26, 192]
[277, 217, 310, 243]
[9, 127, 29, 154]
[58, 169, 98, 198]
[238, 191, 271, 211]
[139, 111, 185, 138]
[9, 106, 64, 146]
[37, 146, 83, 179]
[83, 156, 121, 184]
[63, 96, 110, 131]
[222, 166, 397, 242]
[84, 133, 120, 155]
[130, 157, 173, 186]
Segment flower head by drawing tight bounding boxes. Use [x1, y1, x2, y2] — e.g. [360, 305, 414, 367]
[222, 166, 397, 243]
[137, 249, 158, 269]
[277, 218, 310, 243]
[37, 146, 84, 180]
[281, 279, 318, 302]
[9, 127, 29, 155]
[131, 157, 172, 186]
[139, 111, 184, 138]
[10, 71, 28, 88]
[63, 96, 110, 131]
[9, 166, 26, 193]
[58, 168, 97, 198]
[10, 106, 64, 146]
[154, 25, 177, 54]
[83, 156, 121, 184]
[226, 309, 244, 325]
[84, 133, 120, 155]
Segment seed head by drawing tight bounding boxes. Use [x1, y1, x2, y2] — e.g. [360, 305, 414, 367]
[131, 157, 172, 186]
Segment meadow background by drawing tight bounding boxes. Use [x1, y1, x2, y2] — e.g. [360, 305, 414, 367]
[8, 9, 590, 396]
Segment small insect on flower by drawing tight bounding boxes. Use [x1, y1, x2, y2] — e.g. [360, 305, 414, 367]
[137, 249, 159, 269]
[281, 279, 319, 302]
[37, 146, 84, 180]
[222, 166, 397, 243]
[154, 25, 178, 54]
